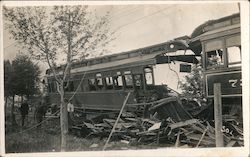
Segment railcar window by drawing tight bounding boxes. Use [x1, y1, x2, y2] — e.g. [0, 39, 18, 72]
[105, 77, 114, 90]
[206, 49, 224, 68]
[88, 78, 96, 91]
[227, 46, 241, 67]
[96, 77, 104, 90]
[113, 75, 123, 90]
[96, 73, 103, 90]
[144, 68, 153, 85]
[134, 74, 143, 89]
[124, 71, 133, 89]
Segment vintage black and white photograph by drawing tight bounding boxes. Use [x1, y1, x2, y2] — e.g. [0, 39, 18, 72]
[1, 1, 249, 156]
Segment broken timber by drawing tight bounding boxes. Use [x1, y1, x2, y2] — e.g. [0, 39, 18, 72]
[103, 92, 131, 151]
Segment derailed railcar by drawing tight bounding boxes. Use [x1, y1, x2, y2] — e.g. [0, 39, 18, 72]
[188, 13, 242, 119]
[44, 40, 197, 121]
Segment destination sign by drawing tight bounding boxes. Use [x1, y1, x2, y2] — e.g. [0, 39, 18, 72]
[206, 71, 242, 97]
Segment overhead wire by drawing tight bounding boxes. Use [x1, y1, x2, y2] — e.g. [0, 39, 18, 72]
[111, 6, 142, 21]
[113, 6, 172, 32]
[86, 6, 173, 55]
[111, 6, 142, 19]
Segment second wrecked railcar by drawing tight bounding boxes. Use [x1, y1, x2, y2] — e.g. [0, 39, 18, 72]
[188, 13, 242, 118]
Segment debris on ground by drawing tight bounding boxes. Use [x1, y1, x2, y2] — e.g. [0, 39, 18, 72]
[70, 98, 244, 148]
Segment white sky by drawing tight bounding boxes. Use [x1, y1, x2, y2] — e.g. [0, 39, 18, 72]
[3, 3, 239, 59]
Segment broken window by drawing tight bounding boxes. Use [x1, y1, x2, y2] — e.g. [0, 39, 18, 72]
[206, 49, 224, 67]
[205, 40, 224, 69]
[105, 77, 114, 90]
[124, 71, 133, 89]
[133, 74, 143, 89]
[144, 68, 153, 85]
[96, 73, 104, 90]
[88, 78, 96, 91]
[113, 72, 123, 90]
[227, 46, 241, 67]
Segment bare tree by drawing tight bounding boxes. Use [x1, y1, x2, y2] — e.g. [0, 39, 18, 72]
[4, 5, 114, 151]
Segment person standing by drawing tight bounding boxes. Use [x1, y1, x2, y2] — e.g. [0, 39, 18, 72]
[35, 100, 47, 128]
[20, 100, 29, 127]
[67, 99, 74, 128]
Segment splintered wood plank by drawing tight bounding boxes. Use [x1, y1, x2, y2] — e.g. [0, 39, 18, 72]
[169, 119, 199, 130]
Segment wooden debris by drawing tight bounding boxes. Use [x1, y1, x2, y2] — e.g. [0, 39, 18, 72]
[196, 127, 208, 147]
[226, 140, 237, 147]
[169, 119, 199, 130]
[69, 97, 243, 148]
[175, 131, 180, 147]
[89, 143, 99, 148]
[148, 122, 161, 131]
[121, 140, 130, 144]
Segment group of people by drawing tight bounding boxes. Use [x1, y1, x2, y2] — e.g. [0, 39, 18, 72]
[19, 98, 74, 128]
[19, 99, 47, 128]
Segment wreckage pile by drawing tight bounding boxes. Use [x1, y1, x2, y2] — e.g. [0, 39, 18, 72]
[70, 97, 243, 148]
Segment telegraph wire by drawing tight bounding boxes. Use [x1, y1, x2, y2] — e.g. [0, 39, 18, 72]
[86, 6, 173, 55]
[111, 6, 142, 21]
[113, 6, 172, 31]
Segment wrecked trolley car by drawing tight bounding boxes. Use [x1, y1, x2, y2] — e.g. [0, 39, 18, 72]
[188, 13, 242, 119]
[45, 40, 197, 119]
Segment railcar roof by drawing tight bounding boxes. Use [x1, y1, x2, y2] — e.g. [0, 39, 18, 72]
[189, 13, 240, 56]
[191, 13, 240, 39]
[46, 40, 189, 75]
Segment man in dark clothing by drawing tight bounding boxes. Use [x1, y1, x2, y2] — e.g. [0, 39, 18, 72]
[35, 101, 47, 128]
[20, 101, 29, 127]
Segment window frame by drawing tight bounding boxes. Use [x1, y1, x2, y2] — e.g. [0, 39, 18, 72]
[204, 38, 227, 70]
[225, 34, 241, 67]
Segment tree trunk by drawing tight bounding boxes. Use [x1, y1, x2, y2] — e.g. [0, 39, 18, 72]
[5, 96, 8, 116]
[60, 85, 68, 151]
[11, 95, 17, 127]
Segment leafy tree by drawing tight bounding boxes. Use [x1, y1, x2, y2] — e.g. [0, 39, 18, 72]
[179, 64, 205, 103]
[4, 55, 40, 128]
[4, 60, 17, 127]
[12, 54, 41, 99]
[4, 5, 114, 150]
[4, 60, 13, 101]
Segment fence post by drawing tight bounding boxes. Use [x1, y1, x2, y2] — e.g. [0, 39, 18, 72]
[213, 83, 224, 147]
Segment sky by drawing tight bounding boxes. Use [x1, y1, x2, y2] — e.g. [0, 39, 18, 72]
[3, 2, 239, 59]
[2, 2, 240, 91]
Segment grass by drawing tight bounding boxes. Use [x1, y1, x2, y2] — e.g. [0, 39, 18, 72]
[5, 114, 111, 153]
[5, 114, 62, 153]
[5, 113, 162, 153]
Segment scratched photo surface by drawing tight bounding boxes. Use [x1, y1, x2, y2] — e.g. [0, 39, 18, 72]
[1, 1, 248, 156]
